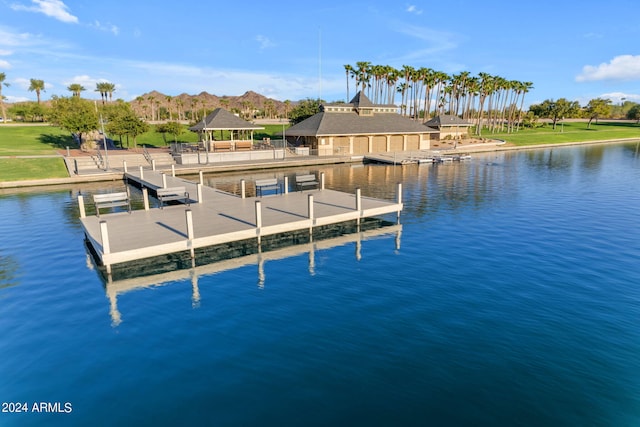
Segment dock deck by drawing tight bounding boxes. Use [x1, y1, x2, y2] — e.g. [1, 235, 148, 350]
[80, 170, 403, 274]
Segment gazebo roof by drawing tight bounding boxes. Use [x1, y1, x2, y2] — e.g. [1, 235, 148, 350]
[424, 115, 473, 127]
[189, 108, 264, 131]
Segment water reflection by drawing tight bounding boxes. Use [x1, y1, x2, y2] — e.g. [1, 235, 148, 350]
[99, 223, 401, 326]
[0, 252, 19, 290]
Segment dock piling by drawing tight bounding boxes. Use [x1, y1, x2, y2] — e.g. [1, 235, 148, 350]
[152, 159, 156, 171]
[197, 183, 203, 203]
[78, 194, 86, 218]
[241, 179, 246, 199]
[308, 194, 314, 235]
[123, 160, 128, 173]
[171, 164, 175, 177]
[255, 200, 262, 245]
[199, 171, 204, 185]
[321, 172, 325, 190]
[162, 173, 167, 188]
[142, 188, 149, 210]
[284, 176, 289, 194]
[139, 166, 144, 180]
[185, 209, 194, 258]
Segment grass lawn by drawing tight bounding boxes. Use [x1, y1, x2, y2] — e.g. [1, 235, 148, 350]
[2, 120, 636, 183]
[0, 158, 69, 181]
[0, 124, 75, 156]
[489, 121, 640, 146]
[0, 122, 291, 182]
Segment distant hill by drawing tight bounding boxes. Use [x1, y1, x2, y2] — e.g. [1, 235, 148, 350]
[129, 90, 293, 122]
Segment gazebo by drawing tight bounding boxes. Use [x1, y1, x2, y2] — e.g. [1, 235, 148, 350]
[189, 108, 264, 151]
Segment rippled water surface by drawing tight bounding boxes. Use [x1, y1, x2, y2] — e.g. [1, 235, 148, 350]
[1, 143, 640, 426]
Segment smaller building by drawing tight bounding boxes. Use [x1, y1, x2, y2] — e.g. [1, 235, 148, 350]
[285, 92, 438, 156]
[424, 115, 473, 140]
[189, 108, 264, 151]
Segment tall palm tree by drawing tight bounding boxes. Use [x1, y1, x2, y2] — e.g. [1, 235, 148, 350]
[95, 82, 108, 104]
[67, 83, 86, 97]
[165, 95, 173, 120]
[28, 78, 45, 104]
[0, 72, 9, 122]
[344, 64, 353, 102]
[104, 82, 116, 102]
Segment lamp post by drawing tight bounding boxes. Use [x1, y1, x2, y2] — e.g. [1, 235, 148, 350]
[95, 101, 109, 170]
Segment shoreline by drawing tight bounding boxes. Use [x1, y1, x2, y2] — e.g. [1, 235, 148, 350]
[1, 137, 638, 190]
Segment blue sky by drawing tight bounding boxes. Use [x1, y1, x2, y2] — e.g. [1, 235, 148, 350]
[1, 0, 640, 109]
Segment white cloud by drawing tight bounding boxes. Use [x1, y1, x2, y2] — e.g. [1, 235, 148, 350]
[0, 27, 37, 47]
[0, 49, 13, 56]
[10, 0, 78, 24]
[599, 91, 640, 103]
[13, 77, 31, 90]
[576, 55, 640, 82]
[91, 21, 119, 36]
[5, 95, 31, 103]
[406, 5, 423, 15]
[0, 59, 11, 69]
[255, 35, 275, 50]
[392, 24, 458, 53]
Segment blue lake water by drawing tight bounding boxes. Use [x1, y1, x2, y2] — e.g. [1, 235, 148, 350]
[1, 142, 640, 426]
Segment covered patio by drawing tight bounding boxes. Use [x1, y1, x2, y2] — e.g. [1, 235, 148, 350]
[189, 108, 264, 152]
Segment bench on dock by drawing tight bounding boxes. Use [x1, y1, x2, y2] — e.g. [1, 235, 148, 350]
[213, 141, 232, 152]
[157, 186, 190, 208]
[235, 141, 252, 151]
[255, 178, 281, 197]
[295, 174, 319, 191]
[94, 191, 131, 217]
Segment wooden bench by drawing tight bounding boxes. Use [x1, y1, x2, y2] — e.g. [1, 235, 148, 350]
[255, 178, 281, 197]
[213, 141, 232, 152]
[157, 186, 190, 208]
[93, 191, 131, 217]
[295, 174, 319, 191]
[235, 141, 252, 151]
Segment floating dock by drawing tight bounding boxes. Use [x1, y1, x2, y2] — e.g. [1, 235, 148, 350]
[79, 170, 403, 276]
[364, 152, 471, 165]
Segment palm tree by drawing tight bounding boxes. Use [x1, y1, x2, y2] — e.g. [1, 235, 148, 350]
[344, 64, 353, 102]
[67, 83, 86, 97]
[104, 82, 116, 102]
[165, 95, 173, 120]
[95, 82, 108, 104]
[28, 78, 45, 104]
[0, 72, 9, 122]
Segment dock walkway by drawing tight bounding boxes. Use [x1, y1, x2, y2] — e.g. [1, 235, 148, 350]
[80, 171, 403, 274]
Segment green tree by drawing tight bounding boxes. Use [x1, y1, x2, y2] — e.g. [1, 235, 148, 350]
[626, 104, 640, 123]
[103, 102, 148, 148]
[289, 98, 323, 124]
[28, 78, 45, 104]
[529, 98, 580, 129]
[49, 96, 98, 146]
[584, 98, 612, 128]
[156, 121, 183, 144]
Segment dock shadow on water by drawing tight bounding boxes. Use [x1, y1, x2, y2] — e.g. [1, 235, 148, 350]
[88, 217, 398, 284]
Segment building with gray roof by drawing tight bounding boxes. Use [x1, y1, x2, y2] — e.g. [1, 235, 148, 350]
[424, 115, 473, 140]
[285, 92, 438, 156]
